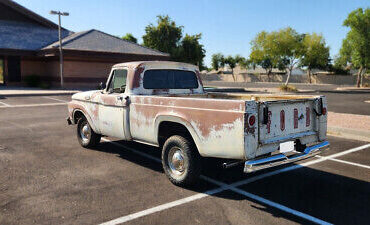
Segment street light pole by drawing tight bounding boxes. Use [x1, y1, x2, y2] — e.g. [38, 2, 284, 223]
[50, 10, 69, 88]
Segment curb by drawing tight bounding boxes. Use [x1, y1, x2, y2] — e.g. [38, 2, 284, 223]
[336, 87, 370, 91]
[328, 126, 370, 142]
[0, 91, 80, 98]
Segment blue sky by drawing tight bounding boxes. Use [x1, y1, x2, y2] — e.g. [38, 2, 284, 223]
[15, 0, 369, 66]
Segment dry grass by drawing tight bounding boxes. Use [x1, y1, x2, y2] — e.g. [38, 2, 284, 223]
[279, 84, 298, 92]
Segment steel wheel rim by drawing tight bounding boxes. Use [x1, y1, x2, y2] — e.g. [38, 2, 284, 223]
[80, 122, 91, 143]
[168, 147, 186, 176]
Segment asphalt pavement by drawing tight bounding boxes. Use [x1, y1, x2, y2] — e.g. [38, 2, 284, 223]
[0, 94, 369, 225]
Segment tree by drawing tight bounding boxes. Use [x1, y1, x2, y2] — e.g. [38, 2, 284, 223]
[143, 15, 206, 69]
[234, 55, 249, 69]
[224, 56, 237, 81]
[273, 28, 305, 85]
[211, 53, 225, 71]
[300, 33, 330, 83]
[122, 33, 138, 43]
[338, 8, 370, 87]
[175, 34, 206, 69]
[249, 31, 279, 81]
[143, 15, 183, 55]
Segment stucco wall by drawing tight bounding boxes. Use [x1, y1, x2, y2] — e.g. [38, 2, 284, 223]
[201, 73, 369, 85]
[20, 59, 121, 88]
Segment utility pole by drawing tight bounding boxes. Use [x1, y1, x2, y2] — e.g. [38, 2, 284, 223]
[50, 10, 69, 88]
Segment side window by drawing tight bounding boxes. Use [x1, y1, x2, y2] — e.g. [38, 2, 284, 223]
[108, 69, 127, 93]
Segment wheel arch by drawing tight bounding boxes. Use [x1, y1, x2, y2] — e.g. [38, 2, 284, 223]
[72, 109, 99, 133]
[155, 115, 203, 155]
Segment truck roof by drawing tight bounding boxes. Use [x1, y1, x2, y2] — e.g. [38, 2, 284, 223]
[112, 61, 199, 70]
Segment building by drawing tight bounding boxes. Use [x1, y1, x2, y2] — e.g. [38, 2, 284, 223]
[0, 0, 170, 87]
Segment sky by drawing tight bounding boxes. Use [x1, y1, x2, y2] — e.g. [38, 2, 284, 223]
[14, 0, 369, 67]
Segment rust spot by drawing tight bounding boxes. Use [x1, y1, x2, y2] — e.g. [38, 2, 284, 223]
[267, 111, 272, 133]
[152, 89, 170, 95]
[131, 95, 244, 139]
[131, 65, 145, 89]
[101, 94, 117, 105]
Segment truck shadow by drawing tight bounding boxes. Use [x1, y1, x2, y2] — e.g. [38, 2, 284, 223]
[93, 140, 370, 225]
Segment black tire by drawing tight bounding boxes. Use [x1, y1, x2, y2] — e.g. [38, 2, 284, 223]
[162, 135, 201, 186]
[76, 117, 101, 148]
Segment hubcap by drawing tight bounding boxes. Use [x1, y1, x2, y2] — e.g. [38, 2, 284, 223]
[168, 147, 186, 176]
[80, 122, 91, 143]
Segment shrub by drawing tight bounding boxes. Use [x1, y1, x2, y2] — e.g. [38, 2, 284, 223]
[279, 84, 298, 92]
[24, 74, 41, 87]
[38, 81, 51, 89]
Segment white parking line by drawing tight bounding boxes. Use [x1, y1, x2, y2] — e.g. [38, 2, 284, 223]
[102, 138, 331, 225]
[201, 176, 332, 225]
[43, 96, 69, 103]
[0, 101, 11, 107]
[100, 140, 369, 224]
[100, 186, 229, 225]
[316, 155, 370, 169]
[0, 102, 67, 108]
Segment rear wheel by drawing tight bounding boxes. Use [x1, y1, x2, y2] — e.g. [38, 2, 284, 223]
[162, 135, 201, 186]
[77, 117, 101, 148]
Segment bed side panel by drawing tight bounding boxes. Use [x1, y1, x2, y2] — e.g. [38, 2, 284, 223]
[129, 96, 246, 159]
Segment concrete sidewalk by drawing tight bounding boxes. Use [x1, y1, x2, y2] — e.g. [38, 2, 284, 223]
[0, 87, 81, 97]
[328, 112, 370, 142]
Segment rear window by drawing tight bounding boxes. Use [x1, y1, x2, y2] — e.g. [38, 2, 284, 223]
[143, 69, 198, 89]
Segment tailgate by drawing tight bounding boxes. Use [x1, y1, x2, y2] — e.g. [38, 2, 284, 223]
[258, 99, 319, 145]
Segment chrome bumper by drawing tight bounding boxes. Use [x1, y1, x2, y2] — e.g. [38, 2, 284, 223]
[244, 141, 329, 173]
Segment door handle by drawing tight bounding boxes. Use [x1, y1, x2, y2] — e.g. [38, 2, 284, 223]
[117, 96, 123, 101]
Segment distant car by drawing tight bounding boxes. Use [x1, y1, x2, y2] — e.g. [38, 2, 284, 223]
[67, 61, 329, 186]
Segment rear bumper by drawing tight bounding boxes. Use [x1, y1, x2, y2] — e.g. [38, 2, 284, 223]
[244, 141, 329, 173]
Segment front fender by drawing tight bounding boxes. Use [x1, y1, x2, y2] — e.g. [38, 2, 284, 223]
[69, 101, 100, 133]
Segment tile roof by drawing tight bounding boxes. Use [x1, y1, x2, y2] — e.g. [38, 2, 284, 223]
[0, 20, 70, 50]
[1, 0, 65, 30]
[43, 29, 169, 56]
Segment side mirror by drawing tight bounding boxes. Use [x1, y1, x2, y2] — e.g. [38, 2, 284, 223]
[99, 82, 106, 90]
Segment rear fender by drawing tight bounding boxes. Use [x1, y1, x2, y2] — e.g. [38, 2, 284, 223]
[154, 115, 202, 154]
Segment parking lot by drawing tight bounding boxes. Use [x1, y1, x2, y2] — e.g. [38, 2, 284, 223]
[0, 94, 369, 225]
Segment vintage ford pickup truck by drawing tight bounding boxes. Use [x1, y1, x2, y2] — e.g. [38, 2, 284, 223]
[67, 61, 329, 186]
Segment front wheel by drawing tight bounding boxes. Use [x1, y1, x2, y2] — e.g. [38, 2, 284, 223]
[76, 117, 101, 148]
[162, 135, 201, 186]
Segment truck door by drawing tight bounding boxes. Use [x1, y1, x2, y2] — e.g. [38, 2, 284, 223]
[98, 68, 130, 140]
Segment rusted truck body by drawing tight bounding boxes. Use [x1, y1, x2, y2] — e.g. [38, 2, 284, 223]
[67, 61, 329, 186]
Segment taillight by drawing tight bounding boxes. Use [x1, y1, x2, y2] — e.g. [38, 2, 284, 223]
[248, 115, 256, 126]
[322, 107, 327, 115]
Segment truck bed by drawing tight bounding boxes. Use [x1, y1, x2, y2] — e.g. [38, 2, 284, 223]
[175, 92, 320, 102]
